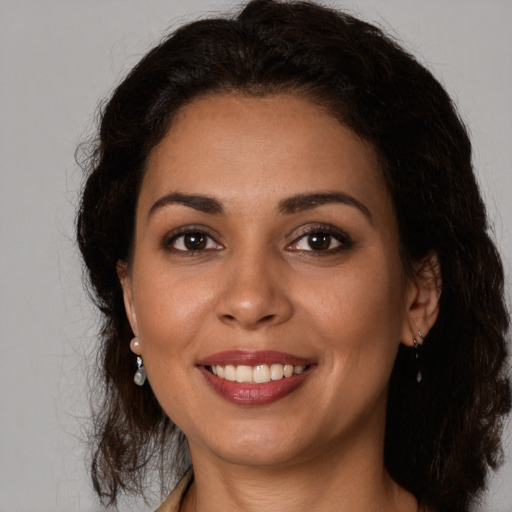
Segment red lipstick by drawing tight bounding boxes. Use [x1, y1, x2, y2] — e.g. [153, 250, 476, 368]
[198, 350, 312, 367]
[197, 350, 315, 406]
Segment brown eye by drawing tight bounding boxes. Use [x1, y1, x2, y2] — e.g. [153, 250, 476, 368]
[167, 230, 223, 252]
[183, 232, 207, 250]
[307, 233, 332, 251]
[287, 226, 351, 254]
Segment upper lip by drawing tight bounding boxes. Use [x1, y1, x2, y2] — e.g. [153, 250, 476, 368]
[198, 350, 314, 367]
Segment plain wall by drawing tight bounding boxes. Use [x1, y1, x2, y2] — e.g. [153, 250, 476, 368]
[1, 1, 510, 510]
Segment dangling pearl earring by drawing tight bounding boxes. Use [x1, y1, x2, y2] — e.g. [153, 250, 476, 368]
[134, 355, 147, 386]
[130, 337, 146, 386]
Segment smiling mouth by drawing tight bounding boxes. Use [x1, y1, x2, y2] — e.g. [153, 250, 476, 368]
[206, 363, 308, 384]
[198, 350, 314, 405]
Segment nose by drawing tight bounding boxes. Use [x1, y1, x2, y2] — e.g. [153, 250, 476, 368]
[215, 250, 293, 330]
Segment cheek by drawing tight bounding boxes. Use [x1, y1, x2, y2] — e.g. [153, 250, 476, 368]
[303, 264, 404, 426]
[131, 266, 216, 367]
[133, 249, 211, 324]
[304, 255, 405, 369]
[131, 270, 215, 424]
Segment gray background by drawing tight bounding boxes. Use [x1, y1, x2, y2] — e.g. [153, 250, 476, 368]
[1, 1, 510, 510]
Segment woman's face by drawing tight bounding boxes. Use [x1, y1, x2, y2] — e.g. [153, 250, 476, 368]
[120, 92, 420, 468]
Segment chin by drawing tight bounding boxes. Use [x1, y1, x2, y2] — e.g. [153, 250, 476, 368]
[191, 418, 315, 468]
[212, 439, 307, 468]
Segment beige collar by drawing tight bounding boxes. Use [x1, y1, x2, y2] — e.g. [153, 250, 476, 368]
[155, 469, 193, 512]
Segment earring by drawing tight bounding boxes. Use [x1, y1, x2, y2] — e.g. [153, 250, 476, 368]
[130, 336, 141, 353]
[134, 355, 147, 386]
[130, 337, 146, 386]
[413, 330, 424, 383]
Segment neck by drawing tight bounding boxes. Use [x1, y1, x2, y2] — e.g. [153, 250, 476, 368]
[182, 433, 417, 512]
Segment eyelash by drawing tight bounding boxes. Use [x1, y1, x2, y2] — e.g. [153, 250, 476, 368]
[162, 224, 353, 255]
[162, 226, 223, 255]
[287, 224, 353, 255]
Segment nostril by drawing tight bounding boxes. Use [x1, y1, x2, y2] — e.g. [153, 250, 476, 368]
[220, 312, 275, 326]
[260, 314, 275, 323]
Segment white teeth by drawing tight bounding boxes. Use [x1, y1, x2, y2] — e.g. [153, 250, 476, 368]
[209, 363, 307, 383]
[253, 364, 271, 383]
[270, 363, 284, 380]
[224, 365, 236, 381]
[235, 365, 252, 383]
[283, 364, 294, 378]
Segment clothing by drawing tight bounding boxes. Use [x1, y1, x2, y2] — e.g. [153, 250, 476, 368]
[155, 469, 193, 512]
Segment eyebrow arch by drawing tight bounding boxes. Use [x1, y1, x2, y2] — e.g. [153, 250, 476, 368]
[148, 192, 224, 218]
[278, 192, 372, 220]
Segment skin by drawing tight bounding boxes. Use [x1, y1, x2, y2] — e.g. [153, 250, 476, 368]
[119, 92, 440, 511]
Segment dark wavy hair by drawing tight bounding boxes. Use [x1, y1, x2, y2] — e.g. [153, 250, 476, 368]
[76, 1, 511, 510]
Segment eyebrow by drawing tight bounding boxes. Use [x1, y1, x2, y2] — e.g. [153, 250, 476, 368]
[147, 190, 371, 220]
[148, 192, 224, 218]
[278, 192, 372, 220]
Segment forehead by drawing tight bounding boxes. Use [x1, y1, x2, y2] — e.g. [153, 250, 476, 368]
[141, 92, 388, 213]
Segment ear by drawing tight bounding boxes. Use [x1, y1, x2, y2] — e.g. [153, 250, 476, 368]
[401, 251, 441, 347]
[117, 260, 139, 339]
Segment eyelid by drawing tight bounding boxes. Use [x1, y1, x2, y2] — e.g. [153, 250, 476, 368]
[286, 223, 353, 252]
[161, 224, 224, 252]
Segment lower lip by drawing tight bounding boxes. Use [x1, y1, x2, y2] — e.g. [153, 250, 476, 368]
[198, 366, 313, 405]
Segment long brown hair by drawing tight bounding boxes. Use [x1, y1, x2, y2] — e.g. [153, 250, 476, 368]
[77, 2, 511, 510]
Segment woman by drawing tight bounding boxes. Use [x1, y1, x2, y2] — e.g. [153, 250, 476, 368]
[76, 1, 511, 511]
